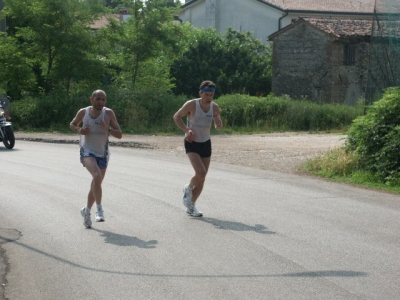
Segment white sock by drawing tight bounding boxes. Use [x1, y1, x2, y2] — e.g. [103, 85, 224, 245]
[96, 204, 103, 211]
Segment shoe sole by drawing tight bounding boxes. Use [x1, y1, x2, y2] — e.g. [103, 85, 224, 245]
[96, 218, 105, 222]
[186, 210, 203, 217]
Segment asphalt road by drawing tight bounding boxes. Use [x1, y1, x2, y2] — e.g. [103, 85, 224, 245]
[1, 141, 399, 300]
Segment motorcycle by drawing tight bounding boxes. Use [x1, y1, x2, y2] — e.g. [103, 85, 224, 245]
[0, 96, 15, 149]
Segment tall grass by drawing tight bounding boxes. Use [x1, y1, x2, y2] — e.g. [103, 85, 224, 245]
[216, 94, 363, 132]
[10, 90, 363, 134]
[305, 147, 400, 194]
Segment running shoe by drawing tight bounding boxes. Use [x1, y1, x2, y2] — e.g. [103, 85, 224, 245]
[186, 206, 203, 217]
[96, 208, 105, 222]
[80, 207, 92, 228]
[182, 184, 193, 209]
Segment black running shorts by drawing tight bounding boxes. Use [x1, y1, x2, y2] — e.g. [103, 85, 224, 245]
[184, 139, 212, 158]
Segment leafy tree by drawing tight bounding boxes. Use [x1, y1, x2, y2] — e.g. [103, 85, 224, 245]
[97, 0, 183, 92]
[171, 27, 272, 97]
[2, 0, 106, 95]
[0, 34, 35, 98]
[346, 87, 400, 185]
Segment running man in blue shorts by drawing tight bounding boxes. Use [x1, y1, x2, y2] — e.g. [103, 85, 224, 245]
[173, 80, 223, 217]
[70, 90, 122, 228]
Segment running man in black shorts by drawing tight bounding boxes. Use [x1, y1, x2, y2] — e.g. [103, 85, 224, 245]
[173, 80, 223, 217]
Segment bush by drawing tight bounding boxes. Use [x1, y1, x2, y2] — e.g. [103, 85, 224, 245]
[217, 94, 362, 132]
[10, 93, 88, 131]
[105, 86, 186, 133]
[346, 87, 400, 185]
[10, 87, 187, 133]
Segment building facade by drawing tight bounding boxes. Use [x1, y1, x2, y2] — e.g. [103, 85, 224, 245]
[269, 18, 372, 104]
[180, 0, 375, 44]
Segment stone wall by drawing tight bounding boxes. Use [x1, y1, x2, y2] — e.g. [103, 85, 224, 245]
[271, 22, 370, 104]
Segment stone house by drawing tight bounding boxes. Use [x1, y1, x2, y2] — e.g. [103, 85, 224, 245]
[179, 0, 374, 44]
[268, 18, 372, 104]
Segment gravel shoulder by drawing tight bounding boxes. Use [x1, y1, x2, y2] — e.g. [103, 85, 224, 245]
[14, 131, 346, 174]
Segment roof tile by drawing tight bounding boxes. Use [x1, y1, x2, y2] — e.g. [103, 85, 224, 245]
[303, 18, 373, 37]
[264, 0, 375, 13]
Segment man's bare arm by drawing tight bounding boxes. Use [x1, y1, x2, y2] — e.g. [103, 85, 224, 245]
[70, 109, 86, 134]
[107, 110, 122, 139]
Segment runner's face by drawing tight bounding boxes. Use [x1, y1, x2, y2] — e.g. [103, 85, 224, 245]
[91, 92, 106, 110]
[200, 91, 214, 103]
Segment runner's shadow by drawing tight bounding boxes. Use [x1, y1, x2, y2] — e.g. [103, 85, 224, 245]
[92, 229, 158, 249]
[196, 217, 276, 234]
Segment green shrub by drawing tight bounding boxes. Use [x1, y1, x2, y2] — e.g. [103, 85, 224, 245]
[10, 89, 363, 135]
[217, 94, 362, 132]
[106, 86, 186, 133]
[346, 87, 400, 185]
[10, 93, 88, 131]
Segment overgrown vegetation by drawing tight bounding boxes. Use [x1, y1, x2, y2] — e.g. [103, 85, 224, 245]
[10, 91, 364, 134]
[217, 94, 362, 132]
[170, 28, 272, 98]
[306, 87, 400, 193]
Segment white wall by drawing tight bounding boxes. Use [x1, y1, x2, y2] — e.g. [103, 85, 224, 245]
[179, 0, 283, 44]
[179, 0, 374, 44]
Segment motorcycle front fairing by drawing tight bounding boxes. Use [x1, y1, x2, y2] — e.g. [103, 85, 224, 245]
[0, 121, 12, 127]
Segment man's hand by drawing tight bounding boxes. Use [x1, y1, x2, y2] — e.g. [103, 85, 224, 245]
[185, 129, 195, 142]
[214, 116, 223, 130]
[80, 124, 90, 135]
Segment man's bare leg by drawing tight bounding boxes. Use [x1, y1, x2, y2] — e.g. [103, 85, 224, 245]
[83, 157, 106, 208]
[187, 153, 210, 203]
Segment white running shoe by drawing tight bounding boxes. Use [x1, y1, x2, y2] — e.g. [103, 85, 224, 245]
[80, 207, 92, 228]
[186, 206, 203, 217]
[96, 209, 105, 222]
[182, 184, 194, 209]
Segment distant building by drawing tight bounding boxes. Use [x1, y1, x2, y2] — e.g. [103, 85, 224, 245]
[179, 0, 374, 44]
[268, 18, 372, 104]
[89, 8, 131, 31]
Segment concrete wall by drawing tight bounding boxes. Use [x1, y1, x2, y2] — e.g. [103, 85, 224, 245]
[271, 22, 369, 104]
[180, 0, 283, 43]
[179, 1, 373, 44]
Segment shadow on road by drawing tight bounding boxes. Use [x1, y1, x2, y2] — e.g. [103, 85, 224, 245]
[0, 228, 367, 278]
[92, 228, 158, 248]
[194, 217, 276, 234]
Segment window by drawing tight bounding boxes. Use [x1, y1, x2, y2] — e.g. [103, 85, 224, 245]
[344, 44, 356, 65]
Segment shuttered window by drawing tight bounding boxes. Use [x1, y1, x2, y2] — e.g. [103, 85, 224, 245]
[344, 44, 356, 65]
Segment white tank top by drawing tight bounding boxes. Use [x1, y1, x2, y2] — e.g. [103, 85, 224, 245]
[187, 99, 213, 143]
[79, 107, 109, 158]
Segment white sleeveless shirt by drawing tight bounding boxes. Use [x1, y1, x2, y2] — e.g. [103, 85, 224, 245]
[187, 99, 213, 143]
[79, 107, 109, 158]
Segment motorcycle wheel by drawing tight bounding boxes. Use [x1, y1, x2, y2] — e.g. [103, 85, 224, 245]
[2, 126, 15, 149]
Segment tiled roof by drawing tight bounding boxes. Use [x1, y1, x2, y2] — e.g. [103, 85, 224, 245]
[263, 0, 375, 13]
[303, 18, 372, 37]
[90, 14, 120, 30]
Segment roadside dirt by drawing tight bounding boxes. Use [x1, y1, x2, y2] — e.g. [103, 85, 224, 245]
[15, 131, 346, 174]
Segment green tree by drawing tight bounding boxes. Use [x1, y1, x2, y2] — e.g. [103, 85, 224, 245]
[3, 0, 106, 95]
[0, 34, 35, 98]
[98, 0, 183, 92]
[171, 27, 272, 97]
